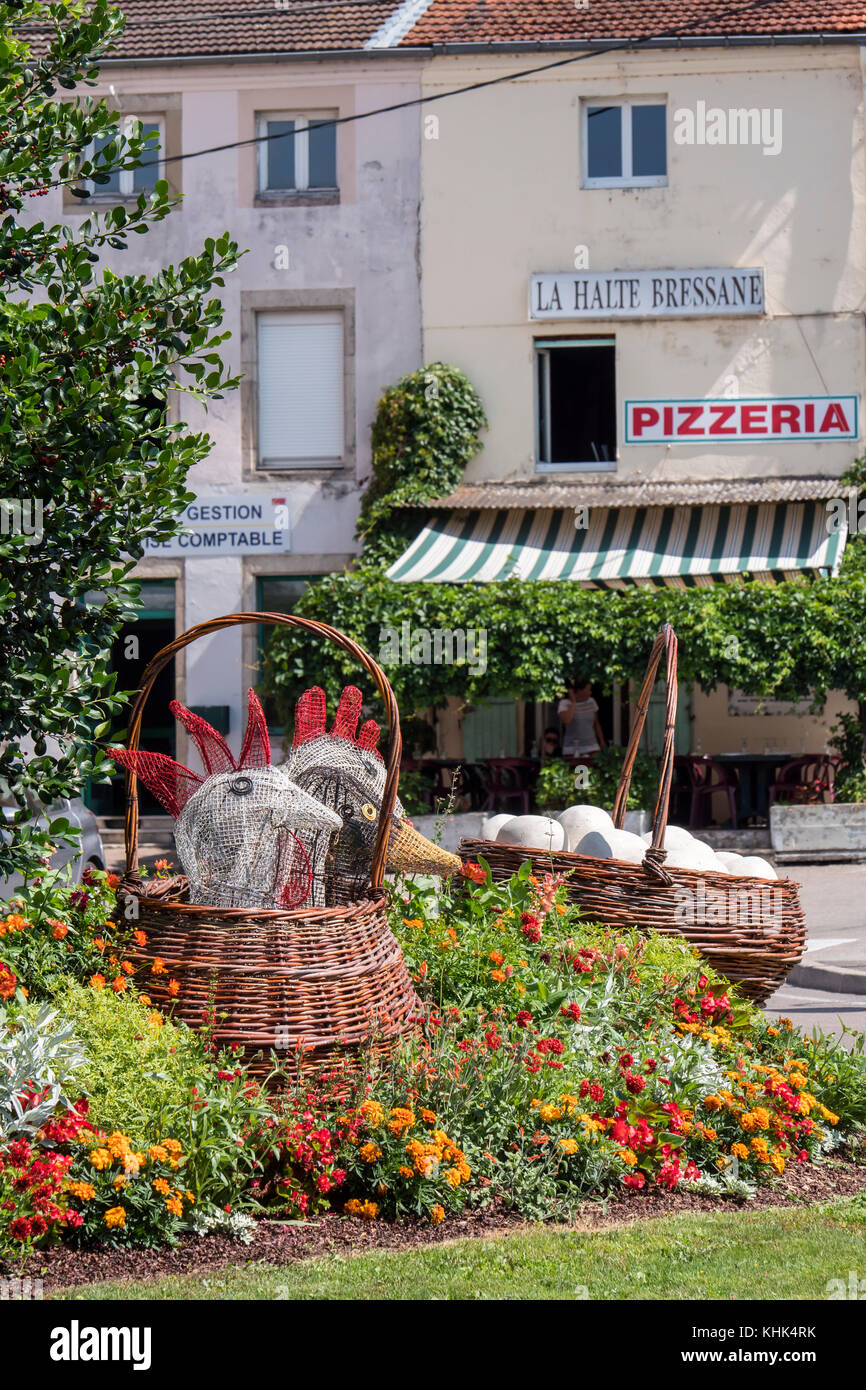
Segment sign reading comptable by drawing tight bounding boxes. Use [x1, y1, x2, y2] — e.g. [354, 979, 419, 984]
[143, 495, 291, 556]
[625, 396, 859, 444]
[530, 268, 764, 319]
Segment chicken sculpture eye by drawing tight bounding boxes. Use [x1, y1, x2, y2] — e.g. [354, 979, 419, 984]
[361, 803, 376, 822]
[230, 777, 252, 796]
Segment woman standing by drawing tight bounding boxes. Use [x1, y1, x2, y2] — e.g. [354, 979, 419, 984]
[558, 677, 606, 758]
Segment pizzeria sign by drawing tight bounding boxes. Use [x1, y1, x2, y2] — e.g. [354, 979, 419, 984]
[625, 396, 859, 444]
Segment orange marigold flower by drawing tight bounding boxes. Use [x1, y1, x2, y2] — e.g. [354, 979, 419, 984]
[133, 930, 147, 947]
[460, 861, 485, 884]
[489, 950, 504, 965]
[52, 923, 69, 940]
[66, 1181, 95, 1201]
[120, 960, 135, 976]
[398, 1165, 414, 1179]
[429, 1204, 445, 1225]
[149, 1145, 168, 1163]
[138, 994, 152, 1006]
[111, 976, 127, 993]
[151, 958, 167, 975]
[345, 1199, 378, 1220]
[167, 979, 180, 997]
[90, 973, 106, 991]
[104, 1206, 126, 1229]
[359, 1142, 381, 1163]
[165, 1195, 184, 1217]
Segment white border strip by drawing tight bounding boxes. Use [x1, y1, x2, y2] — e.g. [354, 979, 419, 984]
[365, 0, 436, 49]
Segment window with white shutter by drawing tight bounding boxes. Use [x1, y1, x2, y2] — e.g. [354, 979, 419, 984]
[256, 311, 345, 468]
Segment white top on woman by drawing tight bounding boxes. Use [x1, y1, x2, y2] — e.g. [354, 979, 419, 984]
[557, 695, 600, 756]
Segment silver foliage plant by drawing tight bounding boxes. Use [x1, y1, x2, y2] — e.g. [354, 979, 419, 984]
[0, 1003, 88, 1142]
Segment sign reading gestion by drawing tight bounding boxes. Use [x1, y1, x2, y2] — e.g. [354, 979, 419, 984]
[625, 396, 859, 444]
[143, 495, 291, 556]
[530, 268, 764, 319]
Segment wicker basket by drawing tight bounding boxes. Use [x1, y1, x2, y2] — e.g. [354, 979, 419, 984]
[117, 612, 422, 1075]
[459, 624, 806, 1004]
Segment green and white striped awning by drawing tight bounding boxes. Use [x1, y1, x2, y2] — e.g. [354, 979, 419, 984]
[385, 502, 846, 588]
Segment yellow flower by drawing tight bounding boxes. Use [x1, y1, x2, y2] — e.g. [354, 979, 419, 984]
[819, 1105, 839, 1125]
[89, 1147, 112, 1171]
[345, 1199, 378, 1220]
[769, 1151, 786, 1174]
[161, 1138, 183, 1155]
[66, 1181, 95, 1201]
[359, 1100, 384, 1128]
[153, 1177, 171, 1196]
[731, 1143, 750, 1161]
[618, 1148, 638, 1166]
[751, 1107, 771, 1130]
[429, 1204, 445, 1225]
[558, 1138, 578, 1155]
[444, 1167, 462, 1188]
[538, 1104, 562, 1123]
[104, 1206, 126, 1229]
[359, 1142, 381, 1163]
[750, 1137, 770, 1162]
[419, 1109, 436, 1126]
[149, 1145, 168, 1163]
[113, 1176, 127, 1191]
[398, 1165, 414, 1179]
[165, 1195, 183, 1217]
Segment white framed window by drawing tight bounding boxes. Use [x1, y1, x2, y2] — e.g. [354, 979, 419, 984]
[257, 310, 345, 469]
[86, 115, 164, 197]
[535, 337, 616, 472]
[256, 112, 338, 194]
[582, 100, 667, 188]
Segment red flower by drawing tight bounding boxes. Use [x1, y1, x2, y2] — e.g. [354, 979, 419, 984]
[520, 913, 541, 944]
[0, 965, 17, 1000]
[623, 1173, 645, 1190]
[9, 1217, 32, 1241]
[560, 1002, 581, 1021]
[625, 1072, 646, 1095]
[515, 1010, 533, 1029]
[589, 1083, 604, 1103]
[460, 861, 486, 884]
[618, 1053, 634, 1069]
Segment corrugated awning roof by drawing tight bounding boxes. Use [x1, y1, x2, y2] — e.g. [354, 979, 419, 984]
[385, 500, 848, 586]
[401, 476, 854, 511]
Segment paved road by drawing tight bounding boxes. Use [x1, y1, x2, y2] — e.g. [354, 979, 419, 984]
[764, 982, 866, 1043]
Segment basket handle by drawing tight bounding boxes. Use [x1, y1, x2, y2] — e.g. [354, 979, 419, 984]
[119, 612, 402, 887]
[611, 623, 678, 883]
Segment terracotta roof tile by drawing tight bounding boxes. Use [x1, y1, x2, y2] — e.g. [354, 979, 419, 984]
[401, 1, 866, 47]
[33, 1, 404, 61]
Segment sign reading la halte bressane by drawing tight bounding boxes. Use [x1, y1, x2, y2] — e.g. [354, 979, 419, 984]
[530, 267, 764, 319]
[143, 495, 291, 557]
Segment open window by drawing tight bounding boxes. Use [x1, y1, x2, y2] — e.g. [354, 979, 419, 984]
[535, 337, 616, 471]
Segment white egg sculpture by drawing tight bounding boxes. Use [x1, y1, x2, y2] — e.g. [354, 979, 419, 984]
[641, 824, 698, 851]
[715, 851, 749, 877]
[662, 839, 720, 872]
[483, 813, 515, 840]
[557, 803, 615, 851]
[495, 816, 565, 853]
[738, 855, 778, 881]
[575, 828, 648, 865]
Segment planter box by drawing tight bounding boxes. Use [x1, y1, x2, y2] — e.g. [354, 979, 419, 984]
[770, 802, 866, 860]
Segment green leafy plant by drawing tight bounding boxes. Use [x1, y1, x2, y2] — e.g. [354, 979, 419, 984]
[356, 362, 487, 566]
[0, 999, 87, 1142]
[584, 745, 660, 814]
[0, 0, 241, 883]
[534, 758, 576, 812]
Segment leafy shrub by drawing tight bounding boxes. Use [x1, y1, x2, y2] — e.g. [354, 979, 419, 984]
[534, 759, 576, 813]
[584, 745, 660, 814]
[0, 999, 87, 1142]
[0, 867, 128, 1000]
[64, 1129, 193, 1249]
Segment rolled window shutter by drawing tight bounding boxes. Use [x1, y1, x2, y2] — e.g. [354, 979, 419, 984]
[257, 311, 344, 465]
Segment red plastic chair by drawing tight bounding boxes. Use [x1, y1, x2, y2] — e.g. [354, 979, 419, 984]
[768, 755, 836, 807]
[684, 755, 739, 829]
[482, 758, 534, 814]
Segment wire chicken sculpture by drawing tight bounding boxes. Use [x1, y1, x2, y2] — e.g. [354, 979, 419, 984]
[109, 686, 460, 910]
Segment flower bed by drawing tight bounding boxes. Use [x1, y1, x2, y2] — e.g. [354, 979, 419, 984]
[1, 859, 865, 1267]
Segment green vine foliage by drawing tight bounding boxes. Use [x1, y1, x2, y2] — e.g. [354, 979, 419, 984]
[262, 569, 866, 740]
[356, 362, 487, 566]
[0, 0, 241, 878]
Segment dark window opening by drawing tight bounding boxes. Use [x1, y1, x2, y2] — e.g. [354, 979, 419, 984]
[536, 339, 616, 469]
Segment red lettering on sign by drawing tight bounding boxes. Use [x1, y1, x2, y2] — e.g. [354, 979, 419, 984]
[663, 406, 673, 434]
[771, 404, 800, 433]
[819, 402, 850, 433]
[804, 404, 815, 432]
[708, 405, 737, 434]
[676, 406, 704, 436]
[740, 405, 767, 434]
[631, 407, 659, 436]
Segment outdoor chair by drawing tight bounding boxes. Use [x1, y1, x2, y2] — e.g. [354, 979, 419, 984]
[482, 757, 534, 814]
[683, 754, 739, 830]
[768, 755, 836, 807]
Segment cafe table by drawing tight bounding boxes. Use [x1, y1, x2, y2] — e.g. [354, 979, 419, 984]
[713, 752, 791, 823]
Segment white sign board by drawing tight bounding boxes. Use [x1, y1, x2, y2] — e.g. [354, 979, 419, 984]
[143, 495, 291, 557]
[728, 690, 822, 718]
[530, 268, 764, 319]
[625, 396, 858, 444]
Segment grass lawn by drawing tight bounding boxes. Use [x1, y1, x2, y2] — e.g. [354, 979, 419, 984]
[56, 1195, 866, 1301]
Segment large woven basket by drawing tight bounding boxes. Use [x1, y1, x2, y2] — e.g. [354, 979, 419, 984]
[459, 625, 806, 1004]
[117, 612, 422, 1076]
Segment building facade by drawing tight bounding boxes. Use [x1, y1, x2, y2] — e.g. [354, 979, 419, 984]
[384, 2, 866, 769]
